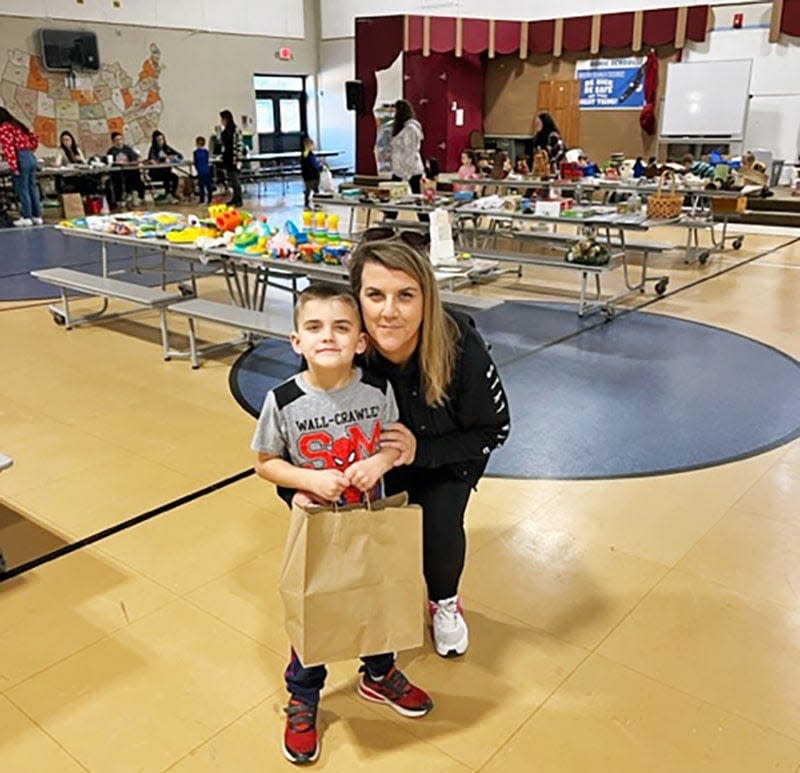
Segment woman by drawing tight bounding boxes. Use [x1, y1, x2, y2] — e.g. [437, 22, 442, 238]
[0, 107, 42, 227]
[533, 111, 566, 173]
[347, 234, 510, 657]
[219, 109, 243, 207]
[147, 130, 182, 202]
[387, 99, 426, 221]
[55, 130, 96, 197]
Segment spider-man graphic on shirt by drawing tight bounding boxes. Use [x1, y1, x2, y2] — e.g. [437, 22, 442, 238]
[297, 421, 384, 505]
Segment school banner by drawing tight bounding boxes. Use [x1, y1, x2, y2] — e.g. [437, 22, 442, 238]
[576, 57, 646, 110]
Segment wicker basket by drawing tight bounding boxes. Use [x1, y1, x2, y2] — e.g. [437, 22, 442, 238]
[646, 170, 683, 219]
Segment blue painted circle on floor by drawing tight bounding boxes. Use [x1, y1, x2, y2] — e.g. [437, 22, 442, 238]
[230, 302, 800, 480]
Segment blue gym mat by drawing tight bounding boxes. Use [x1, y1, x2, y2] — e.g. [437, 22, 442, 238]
[230, 302, 800, 480]
[0, 226, 205, 301]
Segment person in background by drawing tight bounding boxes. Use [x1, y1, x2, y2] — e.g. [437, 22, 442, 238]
[55, 130, 96, 197]
[453, 150, 478, 194]
[219, 109, 243, 207]
[300, 135, 322, 209]
[424, 156, 440, 183]
[0, 107, 44, 228]
[147, 130, 183, 203]
[193, 136, 213, 204]
[105, 131, 145, 208]
[533, 112, 566, 173]
[515, 156, 530, 175]
[490, 151, 511, 180]
[0, 107, 42, 227]
[387, 98, 426, 221]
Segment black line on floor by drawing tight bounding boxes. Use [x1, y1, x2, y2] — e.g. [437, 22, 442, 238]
[0, 468, 255, 583]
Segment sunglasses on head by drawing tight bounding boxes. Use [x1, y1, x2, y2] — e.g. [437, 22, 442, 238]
[361, 226, 430, 250]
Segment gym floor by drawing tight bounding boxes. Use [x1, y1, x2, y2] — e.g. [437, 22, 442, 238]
[1, 185, 799, 771]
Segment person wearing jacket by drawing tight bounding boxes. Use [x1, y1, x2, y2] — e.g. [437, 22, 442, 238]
[219, 109, 243, 207]
[533, 112, 566, 174]
[105, 131, 145, 208]
[387, 99, 427, 221]
[147, 130, 183, 203]
[288, 232, 510, 660]
[0, 107, 42, 227]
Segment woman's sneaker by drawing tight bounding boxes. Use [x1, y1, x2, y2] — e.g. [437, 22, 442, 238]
[13, 217, 32, 227]
[357, 665, 433, 717]
[32, 217, 44, 225]
[429, 596, 469, 657]
[283, 697, 320, 764]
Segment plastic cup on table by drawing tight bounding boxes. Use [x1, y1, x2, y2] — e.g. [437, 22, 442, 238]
[107, 155, 114, 166]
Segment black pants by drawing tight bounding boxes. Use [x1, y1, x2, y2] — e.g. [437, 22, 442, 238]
[225, 163, 242, 205]
[384, 465, 472, 601]
[110, 169, 145, 204]
[148, 167, 179, 196]
[384, 174, 428, 222]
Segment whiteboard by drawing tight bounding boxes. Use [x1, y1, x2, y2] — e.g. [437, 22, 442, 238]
[660, 60, 752, 140]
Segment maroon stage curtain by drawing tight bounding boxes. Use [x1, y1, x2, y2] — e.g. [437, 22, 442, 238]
[355, 16, 404, 174]
[601, 13, 635, 48]
[463, 19, 490, 54]
[563, 16, 593, 52]
[686, 6, 709, 40]
[781, 0, 800, 37]
[642, 8, 677, 46]
[495, 20, 521, 54]
[430, 17, 456, 53]
[530, 19, 556, 53]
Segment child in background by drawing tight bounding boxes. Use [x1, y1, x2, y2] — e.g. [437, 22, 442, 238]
[515, 156, 530, 175]
[301, 136, 322, 209]
[252, 284, 434, 765]
[424, 156, 440, 183]
[193, 136, 212, 204]
[454, 150, 478, 193]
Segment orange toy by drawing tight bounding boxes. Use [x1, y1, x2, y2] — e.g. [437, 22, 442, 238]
[216, 209, 242, 231]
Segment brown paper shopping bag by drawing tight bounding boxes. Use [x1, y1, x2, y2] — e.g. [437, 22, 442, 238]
[61, 192, 85, 220]
[278, 492, 424, 666]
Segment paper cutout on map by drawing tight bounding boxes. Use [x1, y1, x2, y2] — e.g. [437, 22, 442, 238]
[0, 44, 163, 156]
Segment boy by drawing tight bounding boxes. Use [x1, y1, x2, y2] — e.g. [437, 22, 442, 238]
[252, 284, 433, 765]
[105, 131, 145, 207]
[193, 136, 212, 204]
[300, 136, 322, 209]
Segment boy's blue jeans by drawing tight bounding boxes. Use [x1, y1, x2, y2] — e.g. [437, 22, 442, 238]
[197, 172, 212, 202]
[285, 648, 394, 706]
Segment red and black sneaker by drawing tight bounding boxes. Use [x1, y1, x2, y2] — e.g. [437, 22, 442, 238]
[356, 665, 434, 718]
[282, 697, 320, 764]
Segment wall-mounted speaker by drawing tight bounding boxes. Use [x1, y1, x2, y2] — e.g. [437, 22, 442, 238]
[345, 80, 365, 114]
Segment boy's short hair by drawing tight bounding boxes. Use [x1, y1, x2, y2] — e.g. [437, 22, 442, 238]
[682, 153, 695, 165]
[303, 136, 315, 149]
[111, 131, 122, 140]
[195, 136, 206, 145]
[293, 283, 361, 329]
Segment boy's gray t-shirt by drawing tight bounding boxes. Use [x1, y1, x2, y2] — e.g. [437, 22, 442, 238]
[251, 367, 399, 502]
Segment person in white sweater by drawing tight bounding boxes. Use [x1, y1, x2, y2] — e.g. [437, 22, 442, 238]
[387, 99, 426, 221]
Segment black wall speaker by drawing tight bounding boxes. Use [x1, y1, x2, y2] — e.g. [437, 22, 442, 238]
[345, 80, 365, 114]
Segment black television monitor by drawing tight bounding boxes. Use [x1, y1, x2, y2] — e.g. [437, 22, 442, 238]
[39, 29, 100, 72]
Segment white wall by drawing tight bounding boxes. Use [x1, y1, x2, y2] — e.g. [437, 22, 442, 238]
[0, 8, 318, 158]
[317, 38, 355, 169]
[1, 0, 305, 38]
[320, 0, 717, 39]
[684, 3, 800, 178]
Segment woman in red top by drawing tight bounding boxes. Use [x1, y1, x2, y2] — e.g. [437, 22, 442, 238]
[0, 107, 42, 227]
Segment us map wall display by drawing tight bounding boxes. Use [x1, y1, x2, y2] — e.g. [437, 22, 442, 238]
[576, 57, 646, 110]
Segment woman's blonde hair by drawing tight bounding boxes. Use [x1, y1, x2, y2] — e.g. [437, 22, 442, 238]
[349, 239, 459, 407]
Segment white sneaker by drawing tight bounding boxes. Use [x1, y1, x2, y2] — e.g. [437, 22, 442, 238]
[429, 596, 469, 657]
[13, 217, 32, 227]
[32, 217, 44, 225]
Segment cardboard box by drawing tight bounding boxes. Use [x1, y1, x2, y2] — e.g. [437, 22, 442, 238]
[710, 196, 746, 215]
